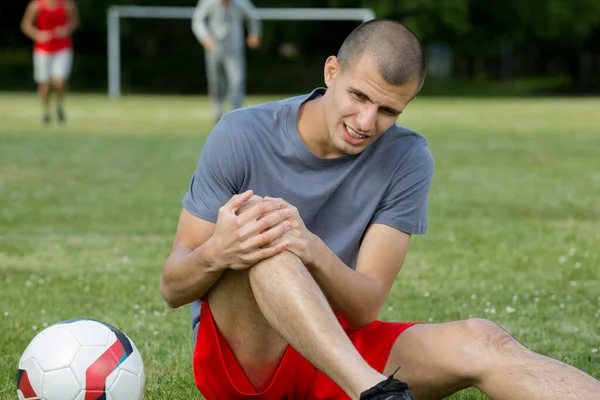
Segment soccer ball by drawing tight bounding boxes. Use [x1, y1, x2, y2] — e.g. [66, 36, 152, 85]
[17, 318, 145, 400]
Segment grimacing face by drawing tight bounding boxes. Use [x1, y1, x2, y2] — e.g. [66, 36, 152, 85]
[323, 55, 420, 157]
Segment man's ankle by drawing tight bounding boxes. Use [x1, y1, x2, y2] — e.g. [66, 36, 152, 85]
[359, 367, 414, 400]
[352, 373, 388, 400]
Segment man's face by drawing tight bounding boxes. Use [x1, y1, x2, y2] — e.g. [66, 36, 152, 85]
[322, 55, 420, 157]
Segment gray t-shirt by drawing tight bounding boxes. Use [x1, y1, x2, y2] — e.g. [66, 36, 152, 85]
[183, 88, 434, 330]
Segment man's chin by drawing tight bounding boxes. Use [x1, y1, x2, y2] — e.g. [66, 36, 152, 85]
[339, 145, 365, 156]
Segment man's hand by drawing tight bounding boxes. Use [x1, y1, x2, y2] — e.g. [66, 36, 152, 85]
[263, 197, 320, 268]
[36, 30, 52, 43]
[246, 34, 261, 49]
[205, 190, 292, 271]
[200, 36, 215, 51]
[53, 25, 70, 38]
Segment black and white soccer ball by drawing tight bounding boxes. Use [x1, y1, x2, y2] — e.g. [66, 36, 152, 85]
[17, 319, 145, 400]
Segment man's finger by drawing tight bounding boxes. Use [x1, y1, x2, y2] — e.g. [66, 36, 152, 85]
[223, 190, 254, 213]
[264, 197, 297, 213]
[244, 219, 290, 249]
[251, 240, 290, 262]
[237, 201, 284, 227]
[263, 196, 287, 206]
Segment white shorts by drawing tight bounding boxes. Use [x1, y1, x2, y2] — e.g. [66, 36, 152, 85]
[33, 49, 73, 84]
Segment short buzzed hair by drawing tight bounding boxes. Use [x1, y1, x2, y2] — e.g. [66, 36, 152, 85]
[337, 19, 426, 89]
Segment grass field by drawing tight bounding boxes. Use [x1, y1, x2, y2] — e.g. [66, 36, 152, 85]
[1, 92, 599, 399]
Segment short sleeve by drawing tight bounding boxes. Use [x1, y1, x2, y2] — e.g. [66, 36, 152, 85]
[182, 117, 243, 223]
[370, 143, 434, 234]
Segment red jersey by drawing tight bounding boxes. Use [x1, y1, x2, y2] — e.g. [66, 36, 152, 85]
[34, 0, 72, 53]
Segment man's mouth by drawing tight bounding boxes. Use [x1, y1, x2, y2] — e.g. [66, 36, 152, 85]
[344, 124, 369, 139]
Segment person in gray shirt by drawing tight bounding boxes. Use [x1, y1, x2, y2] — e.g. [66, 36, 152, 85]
[162, 18, 600, 400]
[192, 0, 261, 123]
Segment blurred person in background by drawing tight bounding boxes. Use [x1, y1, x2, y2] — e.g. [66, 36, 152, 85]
[20, 0, 79, 126]
[192, 0, 261, 124]
[21, 0, 79, 124]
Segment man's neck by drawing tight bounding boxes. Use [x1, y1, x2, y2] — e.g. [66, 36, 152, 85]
[297, 96, 336, 159]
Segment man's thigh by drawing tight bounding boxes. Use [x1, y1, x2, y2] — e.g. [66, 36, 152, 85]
[222, 50, 245, 83]
[33, 52, 51, 84]
[207, 269, 288, 366]
[51, 49, 73, 82]
[384, 321, 478, 400]
[204, 49, 224, 77]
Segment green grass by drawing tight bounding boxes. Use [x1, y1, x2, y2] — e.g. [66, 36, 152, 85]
[1, 92, 599, 399]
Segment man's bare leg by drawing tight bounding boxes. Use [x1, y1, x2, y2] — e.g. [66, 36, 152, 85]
[383, 318, 600, 400]
[38, 83, 51, 124]
[208, 251, 387, 399]
[52, 79, 67, 123]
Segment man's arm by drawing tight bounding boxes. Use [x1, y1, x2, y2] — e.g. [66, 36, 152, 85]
[239, 0, 261, 48]
[268, 143, 434, 329]
[263, 197, 412, 329]
[54, 0, 79, 38]
[240, 0, 260, 35]
[65, 1, 80, 35]
[159, 208, 221, 308]
[20, 1, 40, 42]
[309, 224, 411, 329]
[192, 0, 214, 50]
[160, 195, 292, 308]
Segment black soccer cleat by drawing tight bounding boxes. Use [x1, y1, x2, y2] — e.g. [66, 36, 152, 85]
[42, 114, 51, 126]
[360, 368, 415, 400]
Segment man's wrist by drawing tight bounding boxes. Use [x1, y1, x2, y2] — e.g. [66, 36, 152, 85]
[307, 233, 328, 270]
[198, 237, 224, 274]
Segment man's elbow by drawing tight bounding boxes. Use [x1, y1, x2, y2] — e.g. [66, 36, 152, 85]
[159, 279, 184, 309]
[346, 305, 381, 330]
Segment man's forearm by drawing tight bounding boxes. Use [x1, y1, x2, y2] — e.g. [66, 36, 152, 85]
[192, 2, 210, 40]
[66, 4, 79, 34]
[67, 17, 79, 34]
[241, 1, 261, 37]
[307, 237, 386, 329]
[160, 241, 224, 308]
[246, 14, 261, 37]
[21, 24, 37, 42]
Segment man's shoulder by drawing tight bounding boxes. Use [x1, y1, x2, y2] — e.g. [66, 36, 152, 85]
[386, 123, 427, 143]
[384, 124, 431, 156]
[371, 124, 434, 175]
[220, 91, 312, 127]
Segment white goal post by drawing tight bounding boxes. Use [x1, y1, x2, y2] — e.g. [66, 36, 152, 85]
[107, 6, 376, 97]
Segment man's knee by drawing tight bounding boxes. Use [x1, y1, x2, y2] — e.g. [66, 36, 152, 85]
[462, 318, 518, 353]
[236, 194, 263, 215]
[248, 250, 303, 281]
[210, 252, 302, 302]
[451, 318, 521, 378]
[52, 79, 66, 91]
[38, 83, 51, 92]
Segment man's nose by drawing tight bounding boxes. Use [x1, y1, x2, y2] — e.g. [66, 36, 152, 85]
[355, 105, 377, 132]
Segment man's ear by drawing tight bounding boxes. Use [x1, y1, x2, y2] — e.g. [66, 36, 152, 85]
[324, 56, 340, 88]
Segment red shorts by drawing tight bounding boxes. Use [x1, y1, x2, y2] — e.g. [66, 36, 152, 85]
[193, 299, 421, 400]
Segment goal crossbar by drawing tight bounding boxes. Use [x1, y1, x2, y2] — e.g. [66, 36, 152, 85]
[107, 6, 376, 97]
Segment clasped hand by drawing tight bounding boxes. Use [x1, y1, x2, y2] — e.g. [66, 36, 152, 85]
[207, 190, 317, 271]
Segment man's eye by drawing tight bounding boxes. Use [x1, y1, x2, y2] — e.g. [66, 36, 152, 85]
[352, 92, 365, 101]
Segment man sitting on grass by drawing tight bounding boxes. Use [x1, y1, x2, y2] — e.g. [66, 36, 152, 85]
[160, 18, 600, 400]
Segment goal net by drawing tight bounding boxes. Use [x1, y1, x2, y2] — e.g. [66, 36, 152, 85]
[107, 6, 375, 97]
